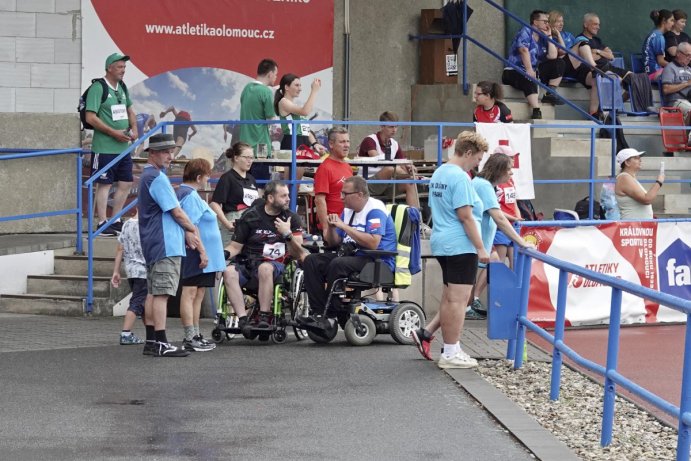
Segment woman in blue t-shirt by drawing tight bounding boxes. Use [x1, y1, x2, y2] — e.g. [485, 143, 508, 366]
[643, 9, 675, 81]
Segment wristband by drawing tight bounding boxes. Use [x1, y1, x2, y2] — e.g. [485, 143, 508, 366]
[310, 142, 318, 148]
[656, 180, 663, 187]
[283, 233, 293, 242]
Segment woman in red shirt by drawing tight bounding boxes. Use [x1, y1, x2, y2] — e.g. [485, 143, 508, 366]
[473, 81, 513, 124]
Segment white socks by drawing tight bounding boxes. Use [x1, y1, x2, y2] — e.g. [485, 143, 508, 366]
[442, 342, 460, 359]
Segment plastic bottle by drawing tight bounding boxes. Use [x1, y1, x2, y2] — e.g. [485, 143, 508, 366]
[600, 181, 620, 220]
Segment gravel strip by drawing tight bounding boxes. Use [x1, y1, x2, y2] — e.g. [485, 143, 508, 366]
[476, 360, 679, 460]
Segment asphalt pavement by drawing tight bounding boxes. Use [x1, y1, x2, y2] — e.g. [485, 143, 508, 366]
[0, 314, 569, 460]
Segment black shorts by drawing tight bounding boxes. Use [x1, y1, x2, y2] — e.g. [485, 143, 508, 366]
[127, 278, 147, 316]
[249, 162, 271, 182]
[502, 59, 565, 96]
[563, 56, 593, 87]
[435, 254, 479, 285]
[181, 272, 216, 287]
[91, 153, 133, 184]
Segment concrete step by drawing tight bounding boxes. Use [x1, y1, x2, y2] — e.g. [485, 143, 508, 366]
[596, 155, 691, 177]
[499, 83, 662, 104]
[27, 274, 112, 298]
[54, 255, 123, 277]
[533, 137, 612, 158]
[0, 293, 112, 316]
[662, 194, 691, 214]
[503, 101, 555, 121]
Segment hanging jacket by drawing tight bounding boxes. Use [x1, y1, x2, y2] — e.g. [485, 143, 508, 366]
[386, 204, 422, 286]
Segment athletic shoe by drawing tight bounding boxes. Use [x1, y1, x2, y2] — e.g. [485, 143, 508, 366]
[531, 108, 542, 120]
[154, 342, 190, 357]
[541, 92, 563, 105]
[194, 335, 216, 350]
[438, 350, 478, 369]
[471, 298, 485, 313]
[98, 221, 118, 237]
[142, 341, 156, 356]
[120, 333, 144, 345]
[411, 328, 434, 361]
[109, 220, 123, 234]
[465, 306, 487, 320]
[182, 338, 214, 352]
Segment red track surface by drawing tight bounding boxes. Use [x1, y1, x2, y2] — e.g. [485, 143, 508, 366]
[528, 324, 686, 427]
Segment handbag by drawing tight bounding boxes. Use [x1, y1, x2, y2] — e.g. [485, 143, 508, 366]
[296, 144, 321, 160]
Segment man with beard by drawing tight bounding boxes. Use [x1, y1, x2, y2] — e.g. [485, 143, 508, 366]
[223, 181, 304, 330]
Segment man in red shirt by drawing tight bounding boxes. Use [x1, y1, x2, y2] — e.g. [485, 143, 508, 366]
[313, 127, 353, 234]
[358, 111, 418, 208]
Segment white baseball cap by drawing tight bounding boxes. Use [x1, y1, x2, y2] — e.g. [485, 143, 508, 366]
[492, 145, 519, 157]
[616, 148, 645, 167]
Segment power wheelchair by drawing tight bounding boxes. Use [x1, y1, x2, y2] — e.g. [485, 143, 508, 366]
[297, 246, 426, 346]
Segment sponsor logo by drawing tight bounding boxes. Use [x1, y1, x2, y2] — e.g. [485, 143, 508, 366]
[568, 263, 620, 288]
[657, 239, 691, 298]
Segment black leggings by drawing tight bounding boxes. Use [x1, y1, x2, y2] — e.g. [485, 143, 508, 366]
[502, 59, 566, 96]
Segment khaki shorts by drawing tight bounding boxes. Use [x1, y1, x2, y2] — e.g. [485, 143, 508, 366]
[219, 210, 244, 247]
[146, 257, 181, 296]
[368, 181, 395, 197]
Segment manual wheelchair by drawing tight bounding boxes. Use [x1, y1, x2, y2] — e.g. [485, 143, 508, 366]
[298, 247, 426, 347]
[210, 255, 309, 344]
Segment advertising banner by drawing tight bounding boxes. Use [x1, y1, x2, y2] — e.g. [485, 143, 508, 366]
[475, 122, 535, 199]
[81, 0, 334, 162]
[521, 221, 691, 326]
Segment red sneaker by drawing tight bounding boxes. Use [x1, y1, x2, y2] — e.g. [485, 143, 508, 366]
[411, 329, 434, 361]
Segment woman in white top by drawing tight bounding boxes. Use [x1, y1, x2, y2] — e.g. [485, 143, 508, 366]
[614, 148, 664, 219]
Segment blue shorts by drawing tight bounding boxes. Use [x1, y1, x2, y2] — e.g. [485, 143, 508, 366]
[493, 229, 513, 247]
[127, 278, 147, 316]
[91, 152, 133, 184]
[236, 260, 285, 292]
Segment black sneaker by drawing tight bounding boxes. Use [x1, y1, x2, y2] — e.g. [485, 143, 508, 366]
[109, 220, 123, 234]
[154, 342, 190, 357]
[531, 108, 542, 119]
[98, 221, 117, 237]
[256, 313, 270, 329]
[142, 341, 156, 356]
[541, 92, 564, 105]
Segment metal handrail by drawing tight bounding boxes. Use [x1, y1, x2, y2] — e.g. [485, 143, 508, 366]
[509, 240, 691, 460]
[0, 148, 84, 254]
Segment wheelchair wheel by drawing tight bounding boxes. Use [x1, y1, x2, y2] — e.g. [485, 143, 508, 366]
[389, 302, 425, 345]
[216, 282, 239, 340]
[272, 329, 287, 344]
[211, 328, 224, 343]
[291, 269, 310, 341]
[344, 315, 376, 346]
[306, 321, 339, 344]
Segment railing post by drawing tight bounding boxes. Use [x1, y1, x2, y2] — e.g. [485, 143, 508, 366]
[437, 124, 443, 165]
[461, 2, 469, 95]
[550, 269, 568, 400]
[513, 253, 532, 369]
[601, 287, 623, 446]
[677, 313, 691, 461]
[75, 153, 83, 255]
[588, 127, 596, 219]
[506, 249, 526, 361]
[86, 183, 94, 315]
[290, 119, 298, 210]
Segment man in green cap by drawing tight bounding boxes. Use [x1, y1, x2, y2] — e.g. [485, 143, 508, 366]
[86, 52, 138, 236]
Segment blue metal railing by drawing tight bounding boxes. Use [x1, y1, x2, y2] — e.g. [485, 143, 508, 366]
[0, 148, 84, 254]
[506, 224, 691, 460]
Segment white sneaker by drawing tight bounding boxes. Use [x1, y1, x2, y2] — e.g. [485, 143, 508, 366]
[437, 350, 478, 369]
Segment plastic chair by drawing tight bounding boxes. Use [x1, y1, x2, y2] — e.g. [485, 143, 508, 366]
[596, 74, 652, 116]
[630, 53, 644, 73]
[553, 209, 579, 220]
[611, 53, 625, 70]
[659, 107, 691, 153]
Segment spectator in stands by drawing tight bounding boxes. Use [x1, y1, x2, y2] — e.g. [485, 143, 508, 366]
[644, 10, 675, 81]
[548, 11, 575, 52]
[358, 111, 419, 208]
[571, 13, 633, 118]
[159, 106, 197, 158]
[176, 159, 225, 353]
[661, 41, 691, 124]
[614, 148, 664, 219]
[665, 9, 690, 63]
[240, 58, 279, 183]
[209, 142, 260, 245]
[313, 127, 353, 234]
[473, 81, 513, 123]
[502, 9, 565, 120]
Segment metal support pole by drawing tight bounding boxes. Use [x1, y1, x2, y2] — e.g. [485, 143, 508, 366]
[75, 153, 83, 255]
[550, 269, 568, 400]
[588, 128, 596, 219]
[676, 313, 691, 461]
[601, 287, 623, 446]
[461, 2, 469, 95]
[513, 255, 532, 369]
[86, 183, 94, 314]
[289, 120, 298, 211]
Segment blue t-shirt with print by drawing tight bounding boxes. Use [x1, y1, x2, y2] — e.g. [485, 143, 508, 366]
[472, 176, 500, 254]
[429, 164, 483, 256]
[643, 29, 666, 75]
[507, 26, 547, 70]
[138, 165, 185, 265]
[561, 31, 576, 51]
[337, 197, 397, 271]
[176, 184, 226, 278]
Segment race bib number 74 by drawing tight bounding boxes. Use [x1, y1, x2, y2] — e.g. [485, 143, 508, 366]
[263, 242, 286, 260]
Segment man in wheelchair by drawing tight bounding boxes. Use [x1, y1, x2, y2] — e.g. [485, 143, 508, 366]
[223, 180, 304, 332]
[299, 176, 397, 333]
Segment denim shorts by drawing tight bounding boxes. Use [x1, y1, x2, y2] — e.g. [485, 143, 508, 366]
[127, 278, 147, 315]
